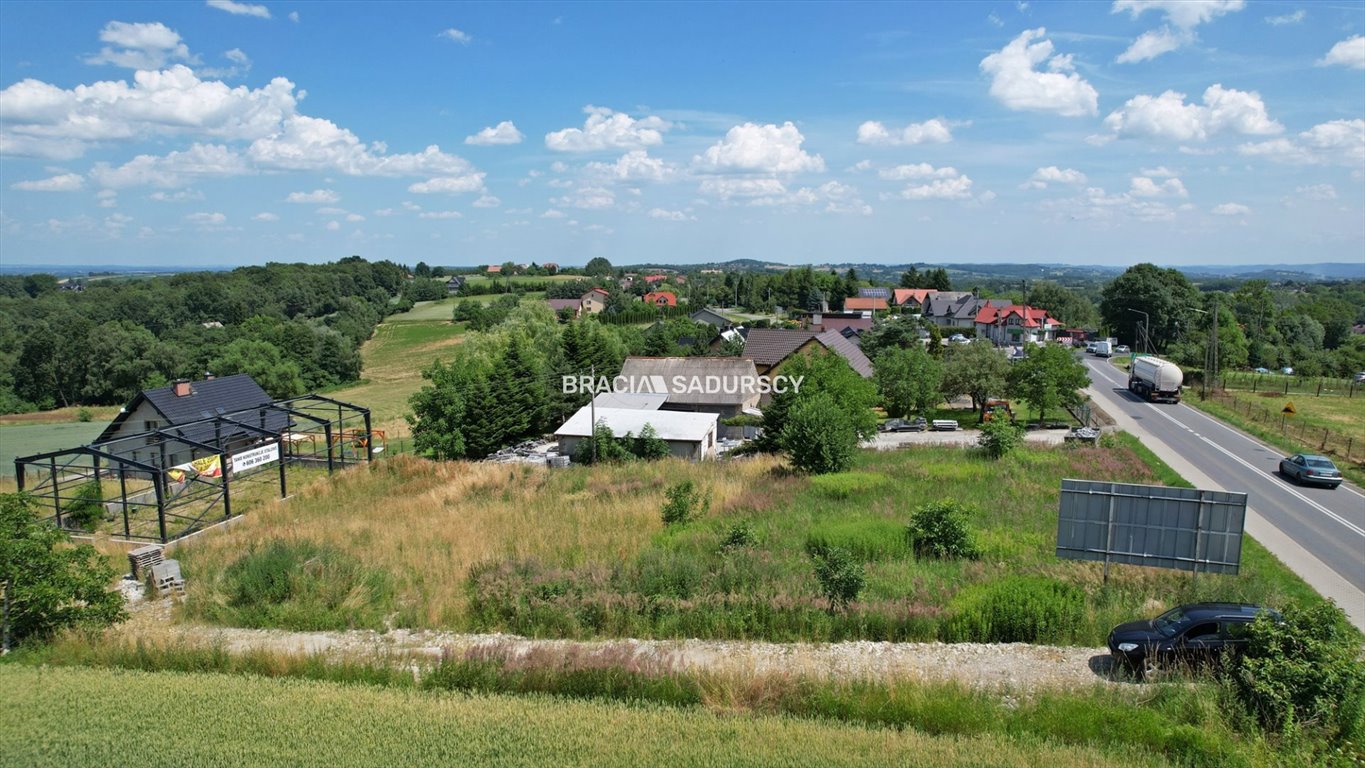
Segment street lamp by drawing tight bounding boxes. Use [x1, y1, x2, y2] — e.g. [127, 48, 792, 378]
[1126, 308, 1151, 354]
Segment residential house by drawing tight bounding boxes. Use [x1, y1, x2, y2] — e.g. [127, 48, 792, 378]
[742, 328, 874, 379]
[973, 304, 1063, 346]
[580, 287, 609, 314]
[92, 374, 287, 471]
[643, 291, 677, 307]
[689, 307, 734, 329]
[921, 291, 975, 326]
[642, 274, 669, 285]
[801, 311, 872, 335]
[617, 357, 762, 420]
[445, 276, 464, 295]
[485, 265, 502, 274]
[857, 287, 892, 300]
[542, 262, 559, 274]
[843, 297, 888, 317]
[547, 298, 583, 318]
[892, 288, 934, 314]
[555, 406, 718, 461]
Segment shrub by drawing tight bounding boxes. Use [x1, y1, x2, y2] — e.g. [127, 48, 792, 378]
[941, 576, 1084, 643]
[780, 394, 858, 474]
[720, 521, 756, 549]
[661, 481, 707, 526]
[1230, 601, 1365, 743]
[976, 418, 1023, 459]
[808, 544, 864, 612]
[212, 541, 391, 631]
[572, 423, 633, 465]
[62, 480, 105, 530]
[629, 424, 670, 461]
[76, 407, 92, 423]
[907, 499, 978, 560]
[806, 518, 910, 562]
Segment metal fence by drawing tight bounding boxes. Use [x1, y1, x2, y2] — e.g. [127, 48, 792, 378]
[1198, 388, 1361, 468]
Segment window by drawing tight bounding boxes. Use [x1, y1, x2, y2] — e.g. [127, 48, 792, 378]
[1184, 622, 1219, 640]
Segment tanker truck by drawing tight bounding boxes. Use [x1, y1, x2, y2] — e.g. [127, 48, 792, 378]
[1128, 356, 1183, 403]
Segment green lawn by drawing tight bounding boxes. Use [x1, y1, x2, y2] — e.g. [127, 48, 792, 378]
[326, 321, 469, 431]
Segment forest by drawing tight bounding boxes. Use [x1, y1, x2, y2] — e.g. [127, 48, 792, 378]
[0, 257, 408, 412]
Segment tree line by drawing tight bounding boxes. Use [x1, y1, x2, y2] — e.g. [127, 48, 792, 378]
[0, 257, 407, 412]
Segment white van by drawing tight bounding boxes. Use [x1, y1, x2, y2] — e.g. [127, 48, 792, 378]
[1094, 341, 1112, 357]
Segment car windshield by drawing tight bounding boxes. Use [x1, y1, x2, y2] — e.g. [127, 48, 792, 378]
[1152, 607, 1189, 636]
[1305, 458, 1336, 469]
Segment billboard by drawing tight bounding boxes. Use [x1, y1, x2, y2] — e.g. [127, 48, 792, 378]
[1056, 479, 1246, 575]
[230, 443, 280, 474]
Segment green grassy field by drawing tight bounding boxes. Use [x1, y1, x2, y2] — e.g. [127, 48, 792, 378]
[0, 665, 1178, 768]
[326, 321, 468, 432]
[0, 421, 107, 478]
[173, 438, 1316, 643]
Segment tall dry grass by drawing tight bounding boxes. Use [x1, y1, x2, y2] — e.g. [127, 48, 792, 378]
[178, 453, 787, 627]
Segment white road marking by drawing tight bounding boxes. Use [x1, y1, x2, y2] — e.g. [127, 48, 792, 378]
[1087, 360, 1365, 538]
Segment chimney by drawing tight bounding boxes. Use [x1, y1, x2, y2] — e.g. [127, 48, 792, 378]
[173, 379, 192, 397]
[204, 371, 215, 381]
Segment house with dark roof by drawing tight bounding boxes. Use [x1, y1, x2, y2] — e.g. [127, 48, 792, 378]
[742, 328, 874, 380]
[547, 298, 584, 318]
[617, 357, 762, 419]
[445, 276, 464, 295]
[799, 311, 872, 335]
[92, 374, 287, 470]
[689, 307, 734, 329]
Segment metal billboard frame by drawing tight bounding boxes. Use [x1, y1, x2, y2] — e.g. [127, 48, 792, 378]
[1056, 479, 1247, 580]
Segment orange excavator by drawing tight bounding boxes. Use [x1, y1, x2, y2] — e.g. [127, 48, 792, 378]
[982, 400, 1014, 423]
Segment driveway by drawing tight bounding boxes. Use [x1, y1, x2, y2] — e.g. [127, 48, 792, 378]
[866, 427, 1069, 451]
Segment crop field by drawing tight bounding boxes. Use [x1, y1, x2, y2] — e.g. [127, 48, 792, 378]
[0, 666, 1175, 768]
[174, 438, 1313, 643]
[0, 421, 107, 478]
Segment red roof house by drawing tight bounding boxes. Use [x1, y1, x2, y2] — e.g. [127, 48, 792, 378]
[643, 291, 677, 307]
[843, 297, 889, 313]
[974, 304, 1062, 346]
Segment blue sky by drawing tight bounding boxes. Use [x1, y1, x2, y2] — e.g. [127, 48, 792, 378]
[1, 0, 1362, 268]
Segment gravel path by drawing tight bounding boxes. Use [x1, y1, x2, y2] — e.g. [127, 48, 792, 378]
[121, 601, 1122, 693]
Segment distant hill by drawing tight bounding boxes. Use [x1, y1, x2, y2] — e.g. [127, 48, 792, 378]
[1177, 263, 1365, 280]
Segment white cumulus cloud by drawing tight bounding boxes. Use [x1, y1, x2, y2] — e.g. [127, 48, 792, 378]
[693, 122, 825, 174]
[207, 0, 271, 19]
[1295, 184, 1337, 200]
[1101, 84, 1281, 141]
[286, 189, 338, 203]
[545, 106, 670, 152]
[418, 210, 463, 219]
[186, 211, 227, 225]
[1211, 202, 1250, 215]
[648, 208, 694, 221]
[84, 21, 194, 70]
[856, 118, 954, 146]
[473, 194, 501, 208]
[11, 173, 85, 191]
[407, 173, 486, 194]
[1113, 0, 1245, 63]
[1318, 36, 1365, 70]
[891, 176, 975, 200]
[91, 143, 249, 188]
[1021, 166, 1087, 189]
[980, 28, 1098, 117]
[878, 163, 959, 181]
[553, 185, 616, 210]
[1238, 119, 1365, 167]
[253, 211, 279, 221]
[584, 149, 676, 182]
[440, 28, 472, 44]
[465, 121, 524, 146]
[1129, 175, 1188, 197]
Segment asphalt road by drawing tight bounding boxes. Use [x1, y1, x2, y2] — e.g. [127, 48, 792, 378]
[1083, 357, 1365, 629]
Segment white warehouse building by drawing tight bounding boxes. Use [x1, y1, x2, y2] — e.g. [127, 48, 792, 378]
[554, 406, 718, 462]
